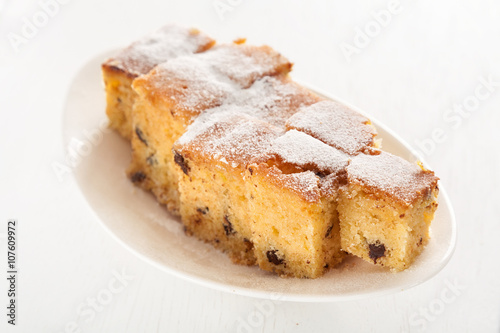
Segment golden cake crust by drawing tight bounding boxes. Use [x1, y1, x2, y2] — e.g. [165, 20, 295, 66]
[286, 100, 379, 155]
[250, 130, 350, 202]
[174, 109, 281, 168]
[346, 151, 439, 207]
[132, 43, 293, 123]
[102, 25, 215, 139]
[102, 24, 215, 78]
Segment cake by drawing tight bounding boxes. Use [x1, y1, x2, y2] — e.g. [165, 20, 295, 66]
[101, 24, 215, 139]
[337, 151, 439, 271]
[246, 130, 350, 277]
[101, 25, 440, 278]
[128, 43, 292, 213]
[173, 109, 281, 265]
[286, 100, 380, 155]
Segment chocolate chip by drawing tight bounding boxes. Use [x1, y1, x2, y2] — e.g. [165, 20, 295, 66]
[338, 174, 348, 186]
[418, 237, 423, 246]
[399, 214, 405, 218]
[368, 242, 386, 263]
[324, 263, 329, 269]
[131, 171, 146, 183]
[197, 207, 209, 215]
[315, 171, 326, 178]
[325, 224, 333, 238]
[135, 127, 148, 146]
[214, 238, 220, 243]
[424, 188, 432, 200]
[146, 154, 157, 166]
[248, 167, 253, 175]
[266, 249, 284, 265]
[174, 151, 190, 175]
[243, 238, 253, 252]
[223, 215, 235, 236]
[117, 97, 122, 103]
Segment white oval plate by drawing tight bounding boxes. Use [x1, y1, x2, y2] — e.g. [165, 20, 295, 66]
[63, 51, 456, 302]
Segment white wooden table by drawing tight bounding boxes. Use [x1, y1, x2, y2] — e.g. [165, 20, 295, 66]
[1, 0, 499, 332]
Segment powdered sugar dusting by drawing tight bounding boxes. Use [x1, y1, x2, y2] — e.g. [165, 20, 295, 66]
[192, 44, 291, 88]
[142, 44, 292, 116]
[348, 152, 438, 206]
[264, 168, 321, 202]
[175, 106, 281, 167]
[265, 130, 349, 174]
[276, 171, 320, 202]
[149, 56, 239, 114]
[286, 100, 377, 155]
[105, 25, 214, 76]
[226, 76, 320, 127]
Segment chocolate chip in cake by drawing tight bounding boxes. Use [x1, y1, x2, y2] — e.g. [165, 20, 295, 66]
[248, 167, 254, 175]
[197, 207, 209, 215]
[314, 171, 327, 178]
[117, 97, 122, 103]
[399, 214, 405, 218]
[323, 263, 329, 269]
[243, 238, 253, 252]
[418, 237, 423, 246]
[131, 171, 146, 183]
[325, 224, 333, 238]
[174, 151, 190, 175]
[223, 215, 236, 236]
[368, 242, 386, 263]
[146, 154, 158, 166]
[135, 127, 148, 146]
[266, 249, 284, 265]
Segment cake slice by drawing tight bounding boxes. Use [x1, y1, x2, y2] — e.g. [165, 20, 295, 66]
[225, 76, 323, 127]
[172, 109, 282, 264]
[101, 24, 215, 139]
[337, 151, 439, 271]
[286, 100, 380, 155]
[246, 130, 350, 278]
[171, 74, 320, 263]
[128, 42, 293, 213]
